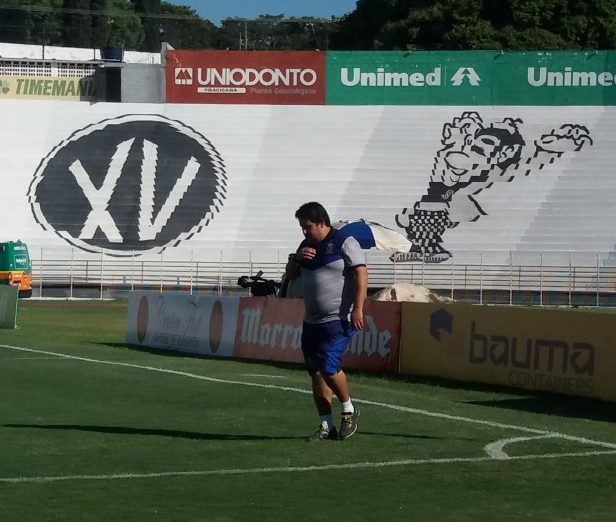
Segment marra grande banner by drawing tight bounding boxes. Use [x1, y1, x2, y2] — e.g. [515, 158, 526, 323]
[326, 51, 616, 105]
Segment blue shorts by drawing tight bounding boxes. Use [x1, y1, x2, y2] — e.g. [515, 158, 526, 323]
[301, 320, 357, 376]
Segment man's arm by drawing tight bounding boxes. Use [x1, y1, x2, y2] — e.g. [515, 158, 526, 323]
[285, 253, 301, 281]
[351, 265, 368, 331]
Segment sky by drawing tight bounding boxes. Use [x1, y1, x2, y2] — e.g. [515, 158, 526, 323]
[165, 0, 359, 26]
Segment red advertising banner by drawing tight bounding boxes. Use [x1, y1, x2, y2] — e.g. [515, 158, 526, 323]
[234, 297, 305, 363]
[166, 50, 326, 105]
[233, 298, 400, 373]
[345, 301, 400, 373]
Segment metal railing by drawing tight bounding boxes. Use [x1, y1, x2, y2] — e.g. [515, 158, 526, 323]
[29, 248, 616, 307]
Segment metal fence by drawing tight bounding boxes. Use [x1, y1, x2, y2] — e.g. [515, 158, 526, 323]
[30, 248, 616, 307]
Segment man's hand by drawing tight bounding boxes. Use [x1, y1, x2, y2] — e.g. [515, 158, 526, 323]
[351, 307, 365, 331]
[296, 247, 316, 261]
[352, 265, 368, 331]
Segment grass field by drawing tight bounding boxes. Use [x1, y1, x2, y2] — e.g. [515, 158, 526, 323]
[1, 299, 616, 522]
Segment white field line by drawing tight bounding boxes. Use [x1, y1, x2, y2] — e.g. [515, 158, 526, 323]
[2, 343, 615, 451]
[240, 373, 288, 379]
[2, 450, 616, 484]
[2, 342, 616, 485]
[485, 435, 555, 460]
[1, 356, 65, 360]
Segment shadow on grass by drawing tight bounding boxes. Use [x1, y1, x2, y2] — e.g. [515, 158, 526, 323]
[462, 396, 616, 424]
[100, 342, 307, 372]
[4, 424, 441, 441]
[4, 424, 302, 441]
[100, 343, 616, 424]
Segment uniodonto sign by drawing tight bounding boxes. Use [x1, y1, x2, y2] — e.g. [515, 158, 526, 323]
[166, 50, 326, 105]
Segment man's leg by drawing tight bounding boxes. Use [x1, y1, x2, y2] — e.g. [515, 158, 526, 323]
[303, 321, 359, 440]
[306, 372, 338, 440]
[311, 371, 334, 414]
[321, 369, 349, 404]
[322, 369, 359, 440]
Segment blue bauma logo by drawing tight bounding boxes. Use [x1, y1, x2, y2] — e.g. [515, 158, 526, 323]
[27, 114, 227, 256]
[430, 309, 453, 341]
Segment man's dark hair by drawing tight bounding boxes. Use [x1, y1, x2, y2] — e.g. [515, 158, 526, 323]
[295, 201, 331, 226]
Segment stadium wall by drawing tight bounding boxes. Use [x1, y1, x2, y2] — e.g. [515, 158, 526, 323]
[2, 100, 614, 266]
[125, 292, 616, 401]
[2, 49, 616, 294]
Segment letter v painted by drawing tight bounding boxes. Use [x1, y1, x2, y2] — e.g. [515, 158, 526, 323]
[138, 139, 201, 241]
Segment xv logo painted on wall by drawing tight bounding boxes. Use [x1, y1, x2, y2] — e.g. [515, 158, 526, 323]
[28, 114, 227, 256]
[394, 111, 593, 263]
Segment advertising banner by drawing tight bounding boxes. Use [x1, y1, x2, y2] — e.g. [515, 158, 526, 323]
[400, 302, 616, 401]
[126, 291, 239, 357]
[0, 75, 95, 101]
[166, 50, 326, 104]
[234, 297, 304, 363]
[0, 285, 18, 329]
[327, 50, 616, 105]
[234, 297, 401, 373]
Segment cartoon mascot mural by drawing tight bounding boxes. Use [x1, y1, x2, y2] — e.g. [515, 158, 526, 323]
[395, 111, 593, 262]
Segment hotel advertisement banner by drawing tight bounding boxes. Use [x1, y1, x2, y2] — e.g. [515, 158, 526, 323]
[399, 302, 616, 401]
[326, 50, 616, 105]
[166, 50, 326, 105]
[126, 291, 240, 357]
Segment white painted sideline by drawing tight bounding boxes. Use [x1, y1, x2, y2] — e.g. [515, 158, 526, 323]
[1, 343, 616, 484]
[2, 343, 615, 448]
[2, 450, 616, 484]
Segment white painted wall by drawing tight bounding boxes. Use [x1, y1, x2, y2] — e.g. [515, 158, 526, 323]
[0, 42, 161, 64]
[1, 100, 613, 269]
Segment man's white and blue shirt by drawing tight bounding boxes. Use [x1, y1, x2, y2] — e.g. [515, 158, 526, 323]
[298, 227, 366, 324]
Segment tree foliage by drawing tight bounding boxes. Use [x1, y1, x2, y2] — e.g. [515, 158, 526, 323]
[131, 0, 160, 51]
[159, 2, 217, 49]
[218, 16, 337, 50]
[0, 0, 615, 51]
[105, 0, 144, 48]
[61, 0, 92, 47]
[330, 0, 616, 50]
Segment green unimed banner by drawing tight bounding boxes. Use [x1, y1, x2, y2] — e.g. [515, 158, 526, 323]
[326, 50, 616, 105]
[0, 285, 18, 329]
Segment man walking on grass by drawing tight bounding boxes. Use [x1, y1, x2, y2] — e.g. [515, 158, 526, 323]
[285, 202, 367, 441]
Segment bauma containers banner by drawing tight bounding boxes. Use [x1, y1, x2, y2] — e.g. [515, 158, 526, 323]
[399, 302, 616, 402]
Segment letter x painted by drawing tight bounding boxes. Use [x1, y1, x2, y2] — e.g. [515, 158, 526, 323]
[70, 138, 135, 242]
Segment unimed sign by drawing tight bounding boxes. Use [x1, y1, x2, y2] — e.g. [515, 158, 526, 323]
[326, 50, 616, 105]
[166, 50, 326, 105]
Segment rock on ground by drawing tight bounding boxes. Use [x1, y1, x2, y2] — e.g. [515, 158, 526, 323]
[369, 283, 451, 303]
